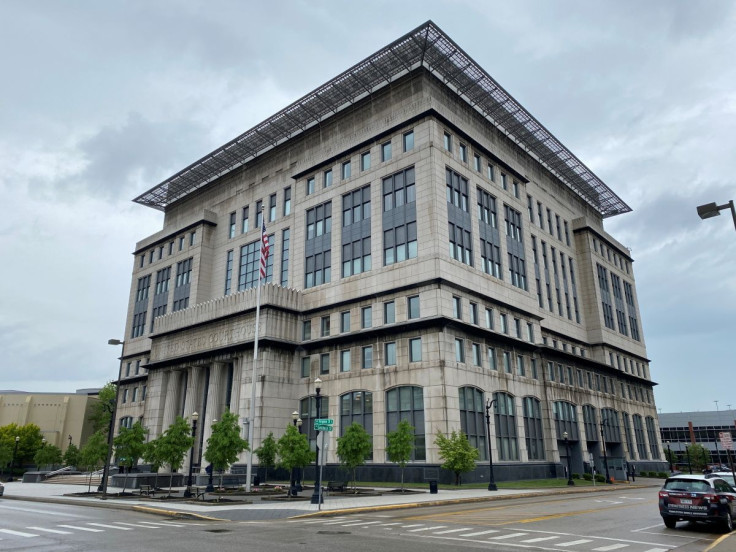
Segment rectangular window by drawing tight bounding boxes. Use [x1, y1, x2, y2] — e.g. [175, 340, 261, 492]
[403, 130, 414, 152]
[280, 228, 290, 287]
[228, 212, 237, 239]
[321, 315, 330, 337]
[453, 296, 462, 319]
[268, 193, 277, 222]
[487, 347, 497, 370]
[517, 355, 525, 376]
[485, 308, 494, 329]
[306, 177, 315, 195]
[342, 160, 351, 180]
[224, 250, 234, 295]
[320, 353, 330, 374]
[301, 357, 310, 377]
[472, 343, 482, 366]
[531, 359, 538, 379]
[527, 322, 534, 342]
[361, 306, 372, 329]
[362, 346, 373, 369]
[473, 154, 481, 172]
[340, 311, 350, 333]
[381, 141, 392, 162]
[455, 338, 465, 362]
[469, 302, 478, 324]
[564, 220, 570, 245]
[178, 236, 184, 250]
[459, 143, 467, 162]
[487, 163, 495, 181]
[503, 351, 511, 373]
[501, 173, 507, 190]
[324, 169, 333, 188]
[407, 295, 420, 319]
[283, 187, 291, 216]
[340, 350, 351, 372]
[409, 338, 422, 362]
[512, 180, 519, 198]
[302, 320, 311, 340]
[384, 342, 396, 365]
[384, 301, 395, 324]
[500, 314, 508, 334]
[190, 231, 196, 245]
[443, 132, 452, 151]
[514, 318, 521, 338]
[360, 151, 371, 171]
[242, 206, 249, 233]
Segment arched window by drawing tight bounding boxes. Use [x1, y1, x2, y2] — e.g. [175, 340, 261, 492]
[493, 392, 518, 461]
[553, 401, 579, 440]
[386, 386, 425, 461]
[523, 397, 545, 460]
[299, 395, 330, 452]
[601, 408, 621, 443]
[622, 412, 635, 457]
[340, 391, 373, 460]
[632, 414, 648, 459]
[645, 416, 660, 459]
[459, 387, 486, 460]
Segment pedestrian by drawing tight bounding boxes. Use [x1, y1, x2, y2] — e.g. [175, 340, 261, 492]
[630, 465, 636, 482]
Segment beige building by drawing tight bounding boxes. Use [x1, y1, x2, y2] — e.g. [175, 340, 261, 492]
[117, 22, 664, 482]
[0, 389, 99, 451]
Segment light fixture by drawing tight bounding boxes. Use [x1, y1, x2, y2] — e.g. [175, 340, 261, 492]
[697, 199, 736, 230]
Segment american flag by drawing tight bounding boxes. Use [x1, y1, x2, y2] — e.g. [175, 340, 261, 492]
[259, 219, 270, 279]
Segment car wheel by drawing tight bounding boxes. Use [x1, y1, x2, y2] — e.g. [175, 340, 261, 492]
[663, 516, 677, 529]
[723, 511, 734, 533]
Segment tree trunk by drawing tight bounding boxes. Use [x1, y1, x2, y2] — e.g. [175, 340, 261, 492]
[401, 467, 405, 491]
[168, 472, 173, 496]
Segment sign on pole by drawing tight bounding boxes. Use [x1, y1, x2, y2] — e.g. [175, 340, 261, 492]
[720, 432, 733, 451]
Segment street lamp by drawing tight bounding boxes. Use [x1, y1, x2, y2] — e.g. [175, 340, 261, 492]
[8, 436, 20, 482]
[206, 419, 216, 492]
[310, 377, 323, 505]
[666, 441, 673, 472]
[685, 445, 693, 474]
[101, 338, 124, 499]
[183, 412, 199, 498]
[563, 432, 574, 486]
[600, 419, 612, 484]
[290, 411, 299, 496]
[484, 398, 498, 491]
[68, 435, 72, 447]
[296, 417, 303, 491]
[696, 199, 736, 231]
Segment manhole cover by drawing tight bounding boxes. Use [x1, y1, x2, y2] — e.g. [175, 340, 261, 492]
[205, 529, 231, 534]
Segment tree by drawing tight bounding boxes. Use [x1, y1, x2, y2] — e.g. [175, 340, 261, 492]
[204, 410, 249, 489]
[276, 424, 314, 498]
[114, 422, 147, 494]
[336, 423, 372, 490]
[63, 443, 80, 468]
[156, 416, 194, 495]
[435, 430, 479, 485]
[0, 423, 44, 468]
[89, 382, 117, 434]
[34, 444, 63, 470]
[386, 419, 414, 491]
[78, 431, 108, 493]
[664, 446, 677, 470]
[0, 444, 11, 476]
[254, 432, 277, 485]
[686, 443, 712, 472]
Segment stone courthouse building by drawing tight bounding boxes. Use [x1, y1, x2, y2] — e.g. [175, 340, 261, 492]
[117, 21, 664, 482]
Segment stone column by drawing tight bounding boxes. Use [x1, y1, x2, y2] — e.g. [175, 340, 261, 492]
[202, 363, 227, 457]
[182, 366, 203, 473]
[161, 370, 182, 433]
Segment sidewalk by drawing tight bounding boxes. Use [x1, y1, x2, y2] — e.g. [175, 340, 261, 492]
[1, 478, 659, 522]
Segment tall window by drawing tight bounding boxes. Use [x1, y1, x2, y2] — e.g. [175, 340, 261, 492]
[383, 167, 417, 265]
[361, 306, 372, 329]
[446, 168, 469, 212]
[342, 160, 351, 180]
[300, 395, 331, 451]
[402, 130, 414, 152]
[269, 193, 277, 222]
[340, 350, 351, 372]
[459, 387, 486, 460]
[409, 338, 422, 362]
[361, 346, 373, 369]
[493, 392, 518, 461]
[229, 212, 236, 238]
[360, 151, 371, 171]
[384, 342, 396, 365]
[340, 391, 373, 459]
[306, 176, 315, 195]
[407, 295, 420, 319]
[384, 300, 395, 324]
[646, 416, 660, 459]
[280, 228, 290, 287]
[242, 206, 249, 233]
[342, 185, 371, 277]
[340, 311, 350, 333]
[320, 353, 330, 374]
[173, 258, 193, 311]
[238, 238, 274, 291]
[283, 186, 292, 216]
[305, 202, 332, 288]
[633, 414, 648, 459]
[553, 401, 579, 440]
[381, 141, 392, 162]
[224, 251, 234, 295]
[386, 386, 425, 460]
[324, 169, 333, 188]
[583, 405, 598, 441]
[523, 397, 545, 460]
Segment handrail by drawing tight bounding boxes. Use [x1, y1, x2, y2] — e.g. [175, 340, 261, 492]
[44, 466, 73, 479]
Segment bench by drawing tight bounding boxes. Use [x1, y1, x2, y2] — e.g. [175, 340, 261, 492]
[191, 485, 207, 500]
[139, 485, 155, 497]
[326, 480, 348, 492]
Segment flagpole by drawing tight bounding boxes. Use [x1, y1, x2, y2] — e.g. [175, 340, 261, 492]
[246, 207, 267, 493]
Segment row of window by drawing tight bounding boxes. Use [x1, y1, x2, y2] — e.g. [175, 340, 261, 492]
[228, 189, 291, 240]
[597, 263, 641, 341]
[541, 336, 587, 358]
[527, 194, 572, 247]
[592, 235, 631, 275]
[452, 295, 536, 342]
[138, 231, 197, 269]
[608, 351, 649, 379]
[531, 234, 581, 323]
[546, 360, 653, 405]
[131, 258, 193, 338]
[121, 385, 146, 404]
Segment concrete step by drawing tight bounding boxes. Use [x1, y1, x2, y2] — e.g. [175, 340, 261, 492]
[43, 474, 102, 485]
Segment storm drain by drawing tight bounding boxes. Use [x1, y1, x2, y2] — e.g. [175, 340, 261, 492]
[205, 529, 231, 534]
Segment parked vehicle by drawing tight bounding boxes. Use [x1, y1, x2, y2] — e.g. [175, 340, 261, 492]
[706, 472, 736, 487]
[0, 481, 4, 497]
[659, 474, 736, 532]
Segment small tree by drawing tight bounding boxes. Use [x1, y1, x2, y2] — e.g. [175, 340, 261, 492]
[0, 423, 44, 468]
[254, 432, 277, 485]
[114, 422, 147, 494]
[386, 419, 414, 491]
[89, 382, 117, 434]
[686, 443, 712, 472]
[34, 444, 63, 470]
[276, 424, 314, 498]
[204, 410, 249, 489]
[336, 423, 372, 490]
[157, 416, 194, 495]
[79, 431, 108, 493]
[0, 444, 12, 476]
[435, 430, 479, 485]
[63, 443, 80, 468]
[664, 447, 677, 470]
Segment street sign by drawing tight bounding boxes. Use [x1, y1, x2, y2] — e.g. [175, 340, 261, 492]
[314, 425, 333, 432]
[315, 418, 333, 425]
[720, 432, 733, 450]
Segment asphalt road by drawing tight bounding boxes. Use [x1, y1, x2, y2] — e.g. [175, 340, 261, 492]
[0, 487, 730, 551]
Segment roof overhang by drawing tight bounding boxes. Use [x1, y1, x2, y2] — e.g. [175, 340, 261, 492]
[134, 20, 630, 218]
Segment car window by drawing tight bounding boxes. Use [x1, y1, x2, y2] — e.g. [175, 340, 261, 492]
[664, 479, 712, 492]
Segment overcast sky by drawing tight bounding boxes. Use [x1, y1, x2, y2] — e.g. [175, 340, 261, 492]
[1, 1, 734, 413]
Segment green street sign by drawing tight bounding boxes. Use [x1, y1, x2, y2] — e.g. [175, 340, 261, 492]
[315, 418, 334, 425]
[314, 425, 333, 432]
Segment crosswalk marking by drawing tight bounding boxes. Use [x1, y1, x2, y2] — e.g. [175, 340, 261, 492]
[643, 549, 670, 552]
[400, 524, 424, 528]
[57, 525, 103, 533]
[88, 523, 133, 530]
[558, 539, 594, 547]
[489, 532, 528, 540]
[340, 521, 382, 527]
[521, 536, 560, 543]
[434, 528, 471, 535]
[0, 529, 38, 538]
[379, 523, 402, 526]
[138, 522, 185, 527]
[408, 526, 447, 532]
[324, 519, 360, 525]
[593, 544, 629, 551]
[114, 522, 161, 529]
[459, 529, 499, 537]
[27, 527, 72, 535]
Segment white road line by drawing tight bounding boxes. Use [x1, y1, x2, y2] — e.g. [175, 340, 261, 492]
[593, 544, 629, 551]
[139, 522, 186, 527]
[114, 522, 160, 529]
[0, 504, 84, 517]
[27, 527, 72, 535]
[0, 529, 39, 538]
[57, 524, 104, 533]
[489, 532, 528, 540]
[379, 523, 402, 526]
[324, 519, 361, 525]
[434, 528, 471, 535]
[88, 523, 133, 530]
[521, 536, 561, 543]
[642, 549, 670, 552]
[557, 539, 594, 547]
[400, 524, 425, 528]
[459, 529, 499, 537]
[340, 521, 383, 527]
[408, 526, 447, 532]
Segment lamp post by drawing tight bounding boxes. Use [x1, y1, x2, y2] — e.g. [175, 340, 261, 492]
[296, 417, 303, 491]
[206, 419, 216, 492]
[685, 445, 693, 474]
[483, 398, 498, 491]
[697, 199, 736, 231]
[290, 411, 299, 496]
[666, 441, 673, 472]
[183, 412, 199, 498]
[68, 435, 72, 447]
[101, 338, 124, 498]
[310, 377, 323, 505]
[563, 431, 574, 486]
[8, 436, 20, 482]
[600, 419, 612, 484]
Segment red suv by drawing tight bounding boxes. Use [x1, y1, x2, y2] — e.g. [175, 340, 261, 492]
[659, 474, 736, 532]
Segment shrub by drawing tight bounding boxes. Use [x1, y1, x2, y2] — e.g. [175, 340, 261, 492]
[572, 473, 580, 479]
[583, 473, 593, 481]
[657, 472, 668, 478]
[594, 473, 605, 482]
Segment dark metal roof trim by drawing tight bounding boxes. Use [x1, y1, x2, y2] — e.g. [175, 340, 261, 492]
[134, 21, 630, 218]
